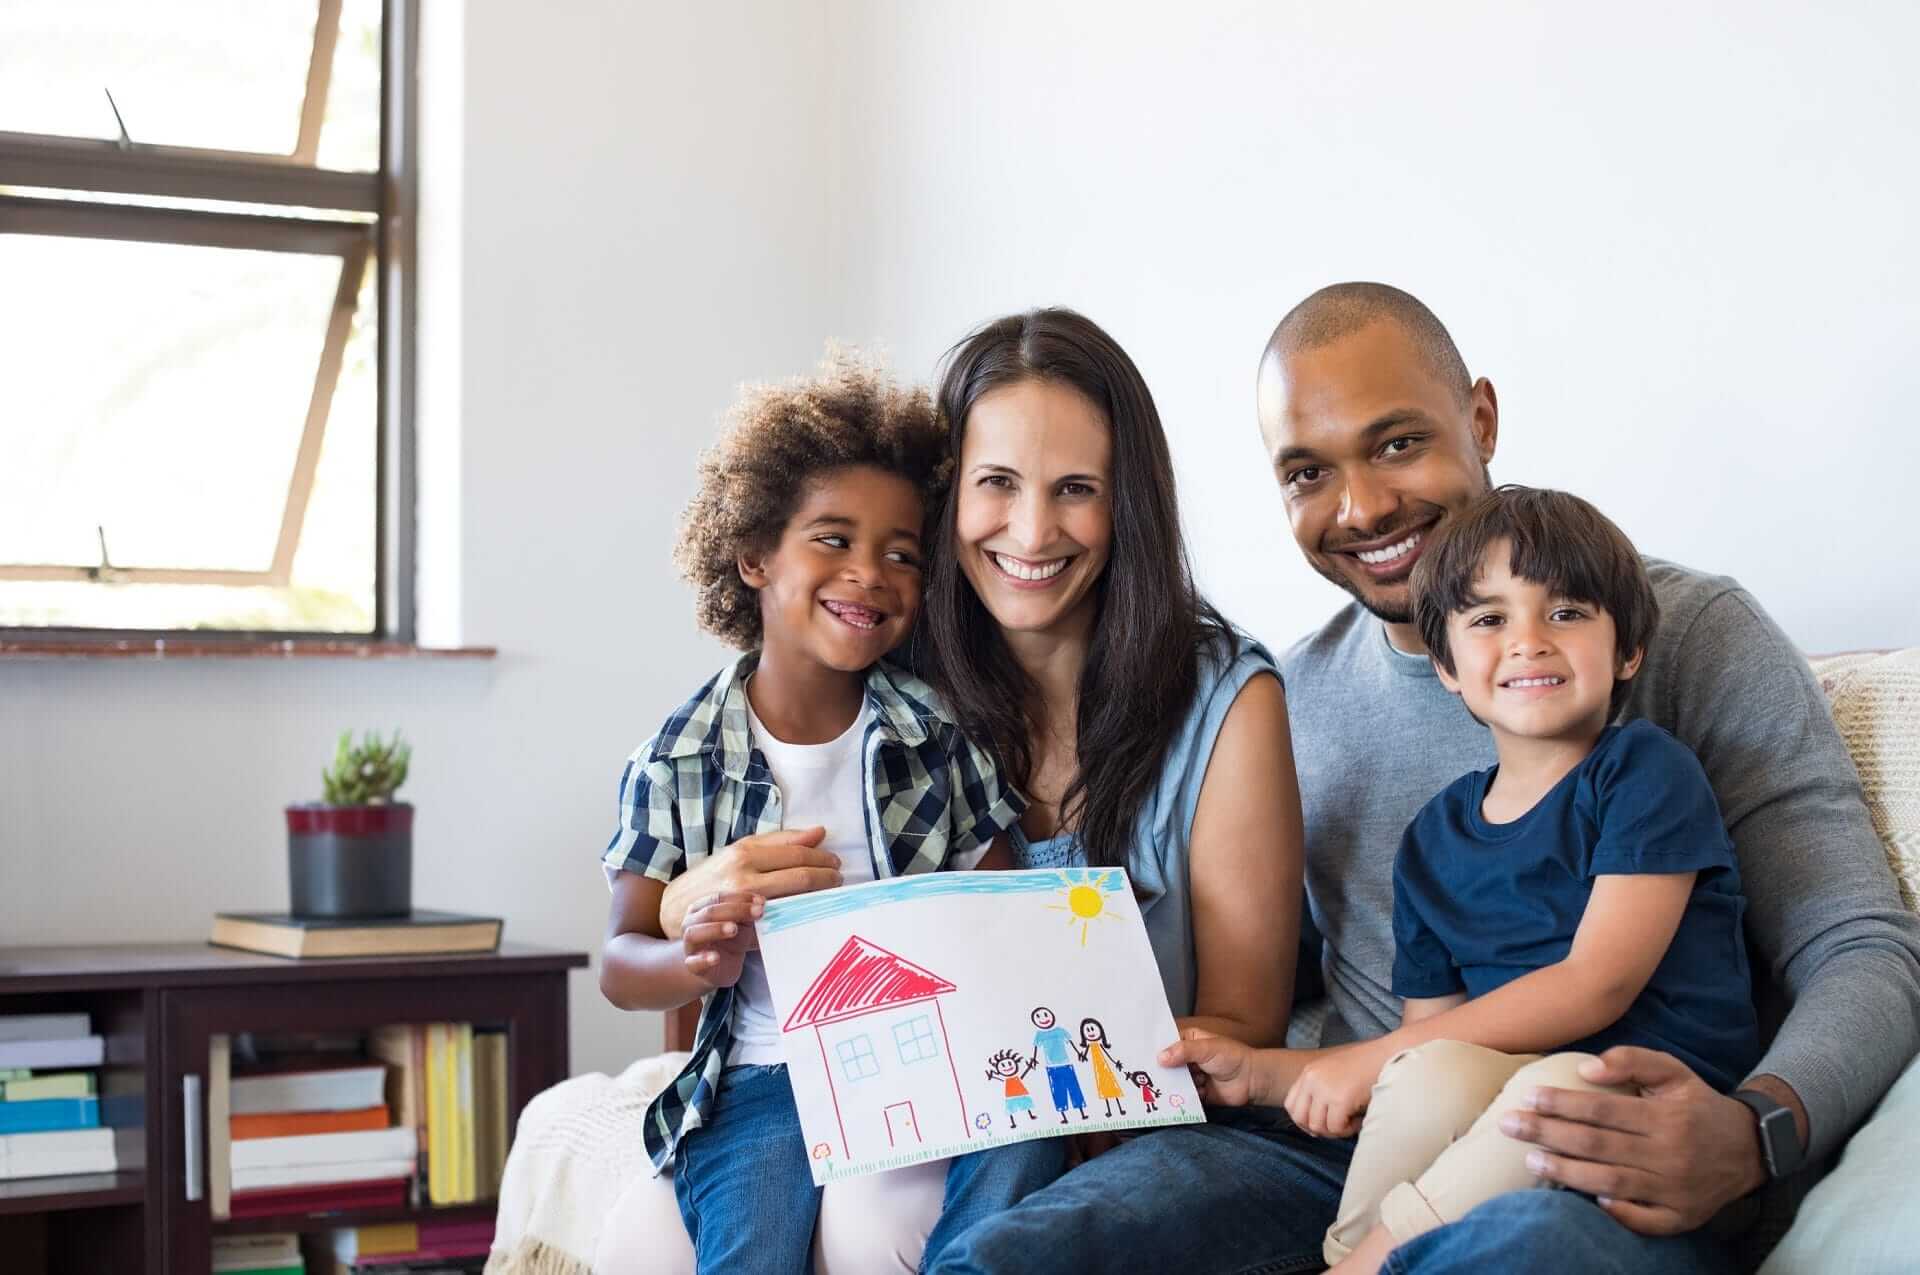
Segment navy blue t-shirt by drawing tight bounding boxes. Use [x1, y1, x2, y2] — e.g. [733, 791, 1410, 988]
[1391, 720, 1761, 1092]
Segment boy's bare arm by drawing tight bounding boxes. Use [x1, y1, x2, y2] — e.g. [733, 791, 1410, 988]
[1375, 872, 1697, 1058]
[1400, 993, 1466, 1026]
[599, 870, 750, 1010]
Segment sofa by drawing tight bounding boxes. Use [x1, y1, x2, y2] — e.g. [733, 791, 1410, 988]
[485, 648, 1920, 1275]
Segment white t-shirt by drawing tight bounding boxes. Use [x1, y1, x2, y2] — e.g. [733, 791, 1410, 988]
[727, 691, 877, 1065]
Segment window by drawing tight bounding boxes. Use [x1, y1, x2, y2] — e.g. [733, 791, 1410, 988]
[0, 1, 415, 638]
[892, 1014, 939, 1065]
[835, 1034, 880, 1083]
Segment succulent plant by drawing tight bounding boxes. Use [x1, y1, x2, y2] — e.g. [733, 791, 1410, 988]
[321, 729, 412, 806]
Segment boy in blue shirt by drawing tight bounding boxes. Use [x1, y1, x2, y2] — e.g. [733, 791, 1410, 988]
[597, 357, 1060, 1272]
[1165, 486, 1760, 1275]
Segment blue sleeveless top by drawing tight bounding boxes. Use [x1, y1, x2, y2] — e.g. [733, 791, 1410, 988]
[1011, 632, 1281, 1016]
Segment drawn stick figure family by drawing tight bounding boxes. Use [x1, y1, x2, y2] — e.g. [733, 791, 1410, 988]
[984, 1006, 1160, 1129]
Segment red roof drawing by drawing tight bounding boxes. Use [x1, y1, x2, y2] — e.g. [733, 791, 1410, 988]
[782, 936, 957, 1030]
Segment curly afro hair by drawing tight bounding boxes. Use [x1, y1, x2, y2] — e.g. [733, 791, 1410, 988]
[674, 352, 951, 650]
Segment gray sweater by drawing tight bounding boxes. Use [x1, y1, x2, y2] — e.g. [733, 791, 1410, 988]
[1279, 559, 1920, 1163]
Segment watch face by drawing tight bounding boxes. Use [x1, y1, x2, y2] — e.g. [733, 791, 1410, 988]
[1758, 1106, 1800, 1176]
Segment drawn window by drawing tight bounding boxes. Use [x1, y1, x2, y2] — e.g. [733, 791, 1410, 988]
[835, 1034, 880, 1082]
[892, 1015, 939, 1065]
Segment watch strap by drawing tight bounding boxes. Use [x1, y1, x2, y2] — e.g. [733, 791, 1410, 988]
[1731, 1089, 1805, 1180]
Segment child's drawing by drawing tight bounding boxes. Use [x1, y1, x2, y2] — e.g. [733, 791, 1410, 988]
[758, 868, 1206, 1182]
[1129, 1069, 1161, 1113]
[986, 1048, 1039, 1129]
[780, 936, 969, 1159]
[1030, 1005, 1090, 1122]
[1076, 1017, 1128, 1117]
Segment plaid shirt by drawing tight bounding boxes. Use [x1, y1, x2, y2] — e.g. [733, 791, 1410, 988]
[601, 652, 1024, 1172]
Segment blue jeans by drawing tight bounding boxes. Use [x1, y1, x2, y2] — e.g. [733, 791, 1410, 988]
[931, 1104, 1739, 1275]
[923, 1135, 1072, 1271]
[673, 1065, 818, 1273]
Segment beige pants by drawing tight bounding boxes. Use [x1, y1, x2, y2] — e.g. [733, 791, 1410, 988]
[1323, 1039, 1633, 1266]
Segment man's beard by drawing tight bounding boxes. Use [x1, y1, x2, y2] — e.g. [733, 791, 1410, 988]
[1309, 555, 1415, 625]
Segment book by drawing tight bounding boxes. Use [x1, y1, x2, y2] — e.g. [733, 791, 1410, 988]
[368, 1025, 424, 1195]
[234, 1105, 390, 1140]
[211, 1033, 233, 1221]
[229, 1175, 408, 1219]
[0, 1127, 116, 1179]
[453, 1023, 475, 1203]
[232, 1064, 389, 1115]
[0, 1013, 90, 1043]
[210, 911, 503, 960]
[0, 1096, 99, 1135]
[0, 1035, 105, 1070]
[0, 1072, 96, 1101]
[423, 1024, 450, 1205]
[472, 1030, 507, 1199]
[214, 1232, 302, 1273]
[231, 1126, 416, 1170]
[335, 1239, 490, 1267]
[233, 1155, 418, 1191]
[332, 1222, 420, 1260]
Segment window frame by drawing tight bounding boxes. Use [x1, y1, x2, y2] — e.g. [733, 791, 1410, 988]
[0, 0, 418, 644]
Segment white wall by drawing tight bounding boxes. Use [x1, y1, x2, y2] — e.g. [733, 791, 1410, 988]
[6, 2, 1916, 1081]
[1, 0, 846, 1077]
[832, 0, 1920, 655]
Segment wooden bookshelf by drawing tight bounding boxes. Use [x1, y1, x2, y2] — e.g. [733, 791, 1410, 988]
[0, 941, 586, 1274]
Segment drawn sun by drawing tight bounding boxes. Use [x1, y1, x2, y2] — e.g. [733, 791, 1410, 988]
[1045, 869, 1121, 947]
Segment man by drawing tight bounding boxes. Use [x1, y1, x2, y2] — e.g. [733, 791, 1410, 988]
[1029, 1005, 1091, 1123]
[933, 283, 1920, 1274]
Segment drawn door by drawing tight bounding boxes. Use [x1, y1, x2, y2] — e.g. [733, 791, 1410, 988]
[883, 1100, 920, 1147]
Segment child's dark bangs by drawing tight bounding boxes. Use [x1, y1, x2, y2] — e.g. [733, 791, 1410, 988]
[1503, 515, 1612, 614]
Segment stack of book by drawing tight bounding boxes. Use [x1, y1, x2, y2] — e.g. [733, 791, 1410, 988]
[392, 1023, 509, 1207]
[329, 1219, 492, 1274]
[220, 1050, 415, 1218]
[214, 1233, 305, 1275]
[0, 1012, 116, 1179]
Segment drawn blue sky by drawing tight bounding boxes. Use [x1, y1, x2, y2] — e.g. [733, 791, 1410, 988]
[761, 867, 1129, 935]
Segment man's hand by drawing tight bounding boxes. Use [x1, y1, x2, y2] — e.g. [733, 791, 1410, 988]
[1284, 1042, 1384, 1137]
[680, 890, 761, 989]
[1159, 1027, 1267, 1107]
[1500, 1046, 1773, 1235]
[658, 828, 841, 940]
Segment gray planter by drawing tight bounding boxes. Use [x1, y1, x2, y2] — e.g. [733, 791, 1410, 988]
[286, 802, 413, 919]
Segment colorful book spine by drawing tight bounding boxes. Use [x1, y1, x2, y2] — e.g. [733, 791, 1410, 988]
[425, 1024, 451, 1205]
[0, 1072, 97, 1101]
[0, 1096, 100, 1135]
[232, 1105, 390, 1139]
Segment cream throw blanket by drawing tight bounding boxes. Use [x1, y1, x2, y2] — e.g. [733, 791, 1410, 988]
[485, 1052, 689, 1275]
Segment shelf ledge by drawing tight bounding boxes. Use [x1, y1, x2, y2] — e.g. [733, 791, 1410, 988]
[0, 639, 496, 661]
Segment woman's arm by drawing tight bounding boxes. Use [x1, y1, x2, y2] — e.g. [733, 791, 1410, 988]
[599, 869, 750, 1011]
[1182, 672, 1303, 1045]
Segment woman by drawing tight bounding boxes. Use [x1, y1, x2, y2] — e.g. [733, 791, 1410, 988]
[607, 308, 1305, 1271]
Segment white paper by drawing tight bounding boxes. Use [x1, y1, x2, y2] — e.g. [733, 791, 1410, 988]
[758, 867, 1205, 1183]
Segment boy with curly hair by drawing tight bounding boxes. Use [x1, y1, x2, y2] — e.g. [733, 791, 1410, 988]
[598, 355, 1060, 1272]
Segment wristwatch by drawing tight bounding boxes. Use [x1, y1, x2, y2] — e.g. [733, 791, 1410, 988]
[1731, 1089, 1805, 1181]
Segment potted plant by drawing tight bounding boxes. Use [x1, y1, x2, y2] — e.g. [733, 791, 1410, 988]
[287, 730, 414, 919]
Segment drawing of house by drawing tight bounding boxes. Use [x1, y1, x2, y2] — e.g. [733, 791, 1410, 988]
[782, 935, 970, 1163]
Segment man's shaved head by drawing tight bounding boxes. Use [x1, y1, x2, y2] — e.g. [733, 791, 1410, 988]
[1265, 282, 1471, 407]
